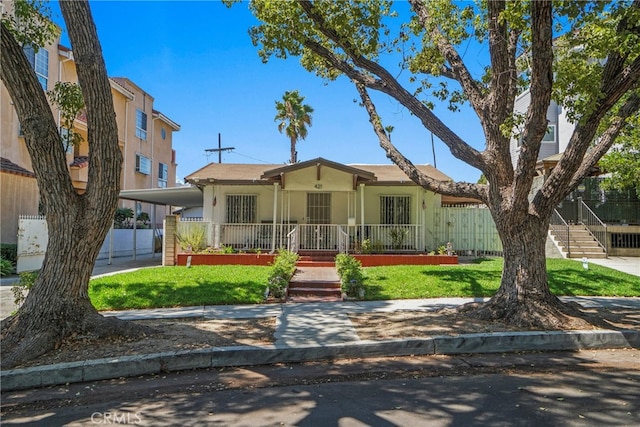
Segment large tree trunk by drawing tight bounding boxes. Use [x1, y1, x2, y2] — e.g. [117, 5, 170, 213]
[1, 229, 144, 369]
[467, 210, 588, 329]
[0, 1, 147, 370]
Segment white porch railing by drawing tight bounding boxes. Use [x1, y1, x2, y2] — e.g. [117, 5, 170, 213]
[175, 210, 501, 255]
[177, 220, 297, 251]
[349, 224, 423, 252]
[177, 220, 426, 253]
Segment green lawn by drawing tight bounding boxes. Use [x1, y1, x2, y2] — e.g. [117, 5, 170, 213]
[89, 265, 270, 310]
[88, 258, 639, 311]
[363, 258, 640, 300]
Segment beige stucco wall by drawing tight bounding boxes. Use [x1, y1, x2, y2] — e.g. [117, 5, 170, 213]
[2, 40, 179, 239]
[0, 173, 39, 244]
[205, 180, 438, 229]
[114, 78, 178, 224]
[284, 167, 356, 192]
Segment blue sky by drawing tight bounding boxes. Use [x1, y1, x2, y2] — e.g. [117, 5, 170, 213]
[51, 1, 485, 183]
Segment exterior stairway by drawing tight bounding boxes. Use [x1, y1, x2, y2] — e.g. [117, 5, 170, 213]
[287, 266, 343, 303]
[550, 224, 607, 259]
[295, 251, 337, 267]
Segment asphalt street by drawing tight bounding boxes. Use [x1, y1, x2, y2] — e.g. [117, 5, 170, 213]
[1, 350, 638, 426]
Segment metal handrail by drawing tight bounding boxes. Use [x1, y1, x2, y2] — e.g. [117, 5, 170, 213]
[287, 226, 298, 253]
[550, 209, 570, 257]
[579, 200, 608, 255]
[338, 226, 349, 254]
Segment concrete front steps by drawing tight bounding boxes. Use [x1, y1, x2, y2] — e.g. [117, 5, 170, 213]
[549, 224, 607, 259]
[287, 266, 343, 303]
[296, 251, 337, 267]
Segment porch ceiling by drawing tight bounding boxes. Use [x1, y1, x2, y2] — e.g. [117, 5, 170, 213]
[119, 186, 203, 207]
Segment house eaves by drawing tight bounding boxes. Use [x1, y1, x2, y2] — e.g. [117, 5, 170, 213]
[109, 79, 135, 101]
[152, 109, 181, 131]
[0, 158, 35, 178]
[185, 163, 279, 186]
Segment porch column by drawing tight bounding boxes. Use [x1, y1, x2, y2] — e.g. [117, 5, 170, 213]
[360, 183, 365, 242]
[271, 182, 279, 253]
[202, 185, 215, 221]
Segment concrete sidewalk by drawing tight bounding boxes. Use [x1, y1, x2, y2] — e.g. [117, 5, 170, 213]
[1, 255, 638, 392]
[2, 296, 639, 392]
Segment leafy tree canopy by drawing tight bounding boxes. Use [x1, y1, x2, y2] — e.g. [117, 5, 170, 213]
[599, 117, 640, 197]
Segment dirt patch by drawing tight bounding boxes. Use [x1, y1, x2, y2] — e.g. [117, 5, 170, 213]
[9, 305, 639, 370]
[14, 317, 276, 369]
[350, 306, 640, 340]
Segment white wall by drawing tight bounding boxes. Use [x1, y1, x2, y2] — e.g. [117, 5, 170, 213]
[17, 217, 155, 272]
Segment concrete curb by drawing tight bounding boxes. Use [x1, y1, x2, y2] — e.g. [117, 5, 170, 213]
[2, 329, 638, 392]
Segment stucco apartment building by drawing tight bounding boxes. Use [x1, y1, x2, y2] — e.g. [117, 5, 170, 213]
[1, 34, 180, 244]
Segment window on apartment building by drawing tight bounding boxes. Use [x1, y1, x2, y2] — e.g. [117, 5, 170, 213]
[158, 162, 168, 188]
[161, 128, 166, 140]
[60, 127, 74, 154]
[23, 45, 49, 89]
[515, 133, 523, 147]
[226, 195, 257, 223]
[542, 125, 556, 142]
[380, 195, 410, 224]
[135, 153, 151, 175]
[135, 109, 147, 140]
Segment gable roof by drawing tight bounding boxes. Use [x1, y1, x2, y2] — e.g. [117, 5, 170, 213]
[185, 157, 452, 186]
[349, 163, 451, 184]
[261, 158, 377, 181]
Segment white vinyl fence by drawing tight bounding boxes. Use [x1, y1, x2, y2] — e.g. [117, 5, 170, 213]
[431, 206, 503, 256]
[16, 216, 157, 273]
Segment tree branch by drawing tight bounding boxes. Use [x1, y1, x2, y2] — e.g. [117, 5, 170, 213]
[537, 92, 640, 211]
[512, 0, 554, 206]
[298, 1, 486, 172]
[59, 1, 121, 218]
[356, 83, 488, 202]
[535, 2, 640, 211]
[408, 0, 486, 114]
[0, 22, 76, 214]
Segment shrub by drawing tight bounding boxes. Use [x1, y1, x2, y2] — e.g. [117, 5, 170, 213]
[0, 243, 17, 265]
[335, 253, 365, 298]
[1, 258, 14, 277]
[114, 207, 134, 228]
[12, 270, 39, 307]
[176, 224, 207, 252]
[361, 238, 371, 254]
[267, 250, 299, 299]
[389, 227, 409, 250]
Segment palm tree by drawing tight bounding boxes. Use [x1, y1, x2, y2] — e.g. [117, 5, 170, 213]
[274, 90, 314, 163]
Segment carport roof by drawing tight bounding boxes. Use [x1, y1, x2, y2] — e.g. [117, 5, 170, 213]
[119, 186, 203, 207]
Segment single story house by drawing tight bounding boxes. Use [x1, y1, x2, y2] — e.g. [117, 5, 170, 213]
[179, 157, 482, 254]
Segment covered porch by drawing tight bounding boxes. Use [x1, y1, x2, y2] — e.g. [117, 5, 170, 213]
[185, 158, 437, 254]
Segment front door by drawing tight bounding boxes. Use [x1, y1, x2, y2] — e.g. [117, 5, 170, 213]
[304, 193, 332, 250]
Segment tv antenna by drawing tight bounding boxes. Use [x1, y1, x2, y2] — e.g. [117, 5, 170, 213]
[205, 133, 234, 163]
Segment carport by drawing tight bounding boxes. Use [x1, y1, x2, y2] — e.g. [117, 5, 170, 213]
[113, 186, 204, 263]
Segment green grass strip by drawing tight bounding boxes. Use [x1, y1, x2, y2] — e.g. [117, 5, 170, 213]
[89, 265, 270, 310]
[362, 258, 640, 300]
